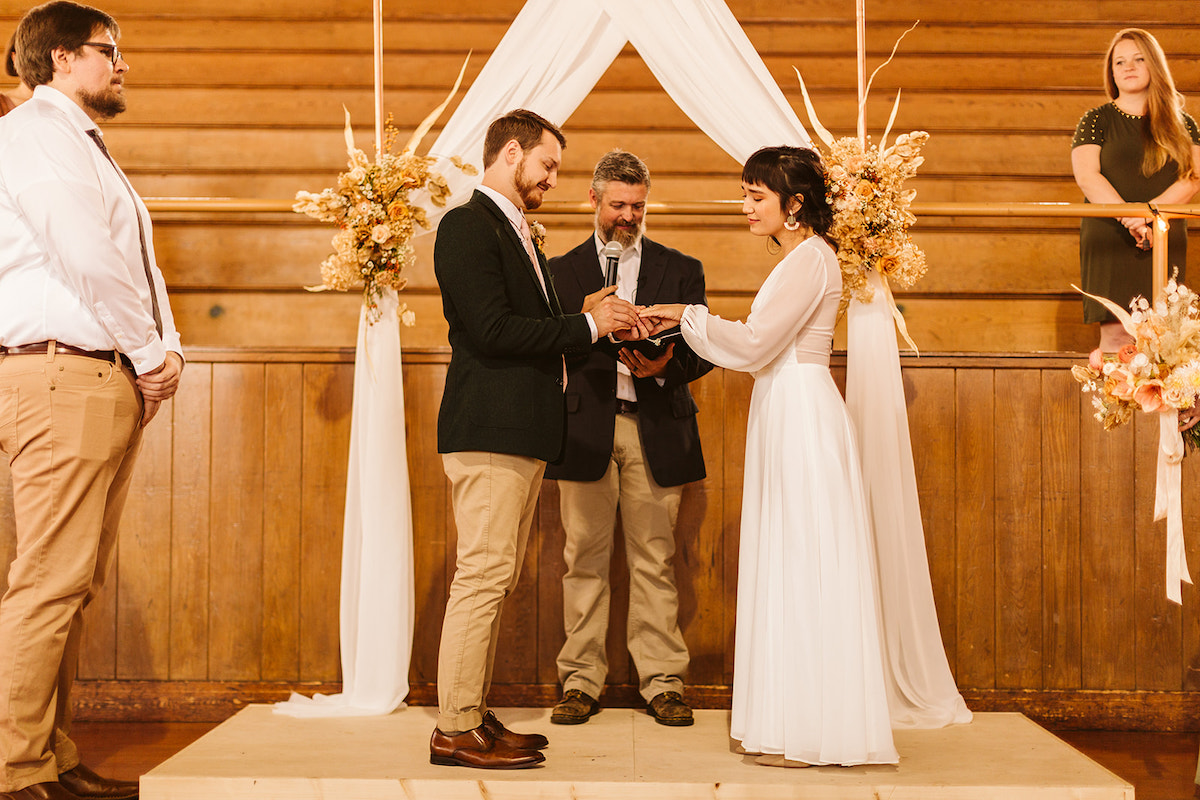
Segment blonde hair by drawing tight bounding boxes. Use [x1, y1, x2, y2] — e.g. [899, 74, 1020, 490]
[1104, 28, 1195, 179]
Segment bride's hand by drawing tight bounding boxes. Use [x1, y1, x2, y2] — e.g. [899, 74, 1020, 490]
[640, 303, 685, 322]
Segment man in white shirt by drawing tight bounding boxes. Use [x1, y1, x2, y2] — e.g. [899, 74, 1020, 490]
[545, 151, 710, 727]
[0, 4, 182, 799]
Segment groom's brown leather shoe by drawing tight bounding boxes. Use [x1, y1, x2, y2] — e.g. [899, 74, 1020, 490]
[482, 710, 548, 750]
[0, 782, 85, 800]
[57, 765, 137, 800]
[429, 726, 544, 769]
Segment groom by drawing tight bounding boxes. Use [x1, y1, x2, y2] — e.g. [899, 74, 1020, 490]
[431, 109, 643, 769]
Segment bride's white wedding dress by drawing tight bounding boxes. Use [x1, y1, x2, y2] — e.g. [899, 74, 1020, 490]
[681, 235, 898, 765]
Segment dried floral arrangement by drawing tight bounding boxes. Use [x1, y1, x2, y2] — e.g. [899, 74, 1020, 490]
[793, 23, 928, 348]
[295, 65, 475, 324]
[1072, 278, 1200, 451]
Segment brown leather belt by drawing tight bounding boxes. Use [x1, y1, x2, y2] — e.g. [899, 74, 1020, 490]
[616, 399, 638, 414]
[1, 341, 134, 372]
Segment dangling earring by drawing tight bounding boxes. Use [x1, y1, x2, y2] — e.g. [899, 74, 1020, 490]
[784, 212, 800, 231]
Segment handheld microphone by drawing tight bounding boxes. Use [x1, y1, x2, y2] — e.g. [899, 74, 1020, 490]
[602, 240, 623, 288]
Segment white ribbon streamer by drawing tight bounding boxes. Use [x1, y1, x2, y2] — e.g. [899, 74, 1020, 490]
[1156, 410, 1192, 604]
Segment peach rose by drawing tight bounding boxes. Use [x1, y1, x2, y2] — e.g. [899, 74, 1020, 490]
[1088, 348, 1104, 371]
[1117, 343, 1138, 363]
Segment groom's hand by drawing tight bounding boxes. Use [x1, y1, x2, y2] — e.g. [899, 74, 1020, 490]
[582, 284, 618, 313]
[591, 295, 644, 339]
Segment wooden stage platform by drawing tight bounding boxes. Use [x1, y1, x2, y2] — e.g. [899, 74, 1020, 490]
[140, 706, 1132, 799]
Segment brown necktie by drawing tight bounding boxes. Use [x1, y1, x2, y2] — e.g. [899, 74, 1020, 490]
[87, 129, 163, 338]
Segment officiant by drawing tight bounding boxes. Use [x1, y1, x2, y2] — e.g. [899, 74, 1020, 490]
[546, 150, 711, 727]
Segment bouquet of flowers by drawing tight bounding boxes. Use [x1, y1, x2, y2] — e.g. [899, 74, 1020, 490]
[823, 131, 929, 315]
[294, 112, 475, 324]
[793, 21, 928, 348]
[1072, 278, 1200, 451]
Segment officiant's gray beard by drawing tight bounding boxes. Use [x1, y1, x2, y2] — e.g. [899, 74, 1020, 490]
[597, 212, 643, 249]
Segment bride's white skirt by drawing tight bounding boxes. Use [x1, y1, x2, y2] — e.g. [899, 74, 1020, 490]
[730, 362, 898, 766]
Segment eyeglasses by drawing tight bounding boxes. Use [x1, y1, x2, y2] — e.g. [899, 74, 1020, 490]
[82, 42, 123, 66]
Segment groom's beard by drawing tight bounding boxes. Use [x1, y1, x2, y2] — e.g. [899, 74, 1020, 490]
[515, 157, 547, 210]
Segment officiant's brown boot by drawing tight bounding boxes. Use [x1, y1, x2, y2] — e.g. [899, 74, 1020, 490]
[550, 689, 598, 724]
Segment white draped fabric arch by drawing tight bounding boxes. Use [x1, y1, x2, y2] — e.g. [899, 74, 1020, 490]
[278, 0, 970, 730]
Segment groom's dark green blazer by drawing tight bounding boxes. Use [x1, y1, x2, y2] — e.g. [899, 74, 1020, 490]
[435, 190, 592, 462]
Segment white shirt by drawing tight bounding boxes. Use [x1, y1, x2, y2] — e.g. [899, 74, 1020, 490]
[594, 232, 645, 402]
[0, 85, 181, 375]
[476, 184, 597, 342]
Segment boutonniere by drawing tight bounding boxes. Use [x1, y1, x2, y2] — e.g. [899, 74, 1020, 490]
[529, 220, 547, 257]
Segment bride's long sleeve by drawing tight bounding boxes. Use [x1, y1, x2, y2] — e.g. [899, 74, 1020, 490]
[679, 242, 830, 373]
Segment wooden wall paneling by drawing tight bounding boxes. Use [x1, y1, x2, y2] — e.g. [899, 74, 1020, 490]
[1132, 411, 1182, 690]
[720, 370, 753, 684]
[1040, 369, 1082, 689]
[298, 363, 353, 681]
[993, 370, 1043, 688]
[677, 370, 725, 686]
[115, 403, 176, 680]
[261, 363, 304, 680]
[954, 368, 996, 688]
[1078, 391, 1136, 689]
[48, 0, 1200, 23]
[904, 367, 959, 674]
[406, 359, 449, 686]
[168, 365, 213, 680]
[208, 364, 265, 680]
[1180, 453, 1200, 690]
[535, 479, 566, 689]
[154, 224, 1096, 298]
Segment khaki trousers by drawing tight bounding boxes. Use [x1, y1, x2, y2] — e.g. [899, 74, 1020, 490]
[437, 451, 545, 733]
[556, 412, 689, 702]
[0, 351, 142, 791]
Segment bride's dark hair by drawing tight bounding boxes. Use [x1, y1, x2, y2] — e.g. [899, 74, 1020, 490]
[741, 146, 836, 249]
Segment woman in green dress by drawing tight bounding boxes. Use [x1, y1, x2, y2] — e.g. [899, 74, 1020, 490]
[1071, 28, 1200, 352]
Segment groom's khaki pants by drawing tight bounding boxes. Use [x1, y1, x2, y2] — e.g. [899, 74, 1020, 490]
[437, 451, 545, 733]
[0, 351, 142, 792]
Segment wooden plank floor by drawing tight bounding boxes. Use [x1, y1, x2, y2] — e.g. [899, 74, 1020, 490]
[67, 717, 1197, 799]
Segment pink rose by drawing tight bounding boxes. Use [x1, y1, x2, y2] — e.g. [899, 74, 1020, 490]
[1088, 348, 1104, 371]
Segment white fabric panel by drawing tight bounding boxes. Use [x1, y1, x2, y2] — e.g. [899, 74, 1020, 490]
[421, 0, 811, 233]
[845, 271, 972, 729]
[275, 288, 415, 717]
[422, 0, 625, 229]
[602, 0, 811, 162]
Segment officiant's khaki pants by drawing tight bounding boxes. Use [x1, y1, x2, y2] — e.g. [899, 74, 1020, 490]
[437, 451, 545, 733]
[556, 412, 689, 702]
[0, 352, 142, 791]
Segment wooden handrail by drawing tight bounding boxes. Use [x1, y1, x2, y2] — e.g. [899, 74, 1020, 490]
[144, 197, 1198, 295]
[143, 197, 1200, 219]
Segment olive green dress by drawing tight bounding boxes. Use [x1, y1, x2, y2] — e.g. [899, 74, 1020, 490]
[1072, 103, 1200, 323]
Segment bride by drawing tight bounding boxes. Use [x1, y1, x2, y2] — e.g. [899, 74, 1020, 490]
[642, 146, 897, 767]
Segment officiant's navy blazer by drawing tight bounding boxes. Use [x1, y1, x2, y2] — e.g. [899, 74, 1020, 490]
[544, 236, 711, 487]
[435, 190, 592, 462]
